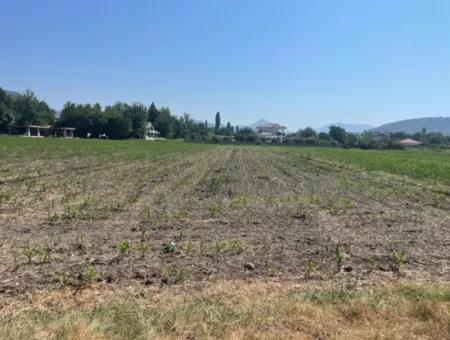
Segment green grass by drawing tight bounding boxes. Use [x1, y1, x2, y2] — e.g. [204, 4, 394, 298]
[275, 146, 450, 186]
[0, 136, 213, 161]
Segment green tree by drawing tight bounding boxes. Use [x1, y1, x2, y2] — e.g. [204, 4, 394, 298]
[155, 107, 174, 138]
[148, 102, 159, 124]
[299, 127, 317, 138]
[103, 105, 130, 139]
[215, 112, 221, 134]
[329, 125, 346, 144]
[125, 103, 148, 138]
[0, 88, 15, 132]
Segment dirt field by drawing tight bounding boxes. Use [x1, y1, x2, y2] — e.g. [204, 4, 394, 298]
[1, 137, 449, 299]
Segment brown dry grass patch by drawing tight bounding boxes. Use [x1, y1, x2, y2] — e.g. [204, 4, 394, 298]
[1, 281, 449, 339]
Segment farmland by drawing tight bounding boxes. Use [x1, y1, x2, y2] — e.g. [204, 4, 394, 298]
[1, 136, 449, 339]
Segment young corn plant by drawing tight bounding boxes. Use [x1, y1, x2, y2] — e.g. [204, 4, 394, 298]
[369, 255, 377, 272]
[392, 250, 406, 275]
[40, 244, 53, 263]
[118, 241, 130, 259]
[22, 238, 36, 264]
[305, 260, 317, 280]
[86, 264, 96, 283]
[138, 240, 150, 258]
[166, 240, 176, 254]
[335, 244, 344, 272]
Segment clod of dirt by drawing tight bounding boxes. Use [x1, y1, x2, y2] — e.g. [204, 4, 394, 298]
[244, 262, 256, 270]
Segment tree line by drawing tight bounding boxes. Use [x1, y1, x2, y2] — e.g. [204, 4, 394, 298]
[2, 87, 449, 148]
[288, 125, 450, 149]
[0, 87, 211, 140]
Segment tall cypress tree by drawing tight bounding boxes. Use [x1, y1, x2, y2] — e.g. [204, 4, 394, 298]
[215, 112, 220, 134]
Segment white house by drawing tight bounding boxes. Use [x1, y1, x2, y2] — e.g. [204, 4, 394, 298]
[255, 123, 287, 143]
[145, 122, 161, 140]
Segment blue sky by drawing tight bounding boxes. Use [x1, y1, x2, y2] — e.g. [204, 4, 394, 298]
[2, 0, 450, 130]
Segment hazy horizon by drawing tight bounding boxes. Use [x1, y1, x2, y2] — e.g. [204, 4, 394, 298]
[2, 0, 450, 130]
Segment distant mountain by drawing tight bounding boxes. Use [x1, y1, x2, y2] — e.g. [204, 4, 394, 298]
[317, 122, 374, 133]
[373, 117, 450, 135]
[249, 119, 271, 130]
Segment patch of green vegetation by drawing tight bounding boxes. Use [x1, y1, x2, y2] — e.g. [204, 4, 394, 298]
[276, 146, 450, 185]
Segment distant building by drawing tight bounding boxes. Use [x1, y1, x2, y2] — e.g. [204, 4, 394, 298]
[145, 122, 161, 140]
[256, 123, 286, 143]
[9, 125, 75, 138]
[399, 138, 422, 147]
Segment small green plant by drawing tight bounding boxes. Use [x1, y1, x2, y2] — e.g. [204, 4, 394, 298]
[369, 255, 377, 272]
[22, 238, 36, 264]
[86, 264, 96, 282]
[71, 233, 85, 255]
[138, 240, 150, 258]
[305, 260, 317, 280]
[138, 226, 147, 241]
[118, 241, 130, 259]
[184, 240, 194, 255]
[228, 239, 245, 255]
[209, 199, 223, 217]
[59, 272, 68, 286]
[166, 266, 185, 284]
[40, 244, 53, 263]
[213, 239, 226, 257]
[393, 250, 406, 274]
[142, 206, 151, 220]
[166, 240, 176, 254]
[335, 244, 344, 272]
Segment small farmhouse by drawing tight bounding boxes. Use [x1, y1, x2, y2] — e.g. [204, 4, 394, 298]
[145, 122, 161, 140]
[256, 123, 287, 143]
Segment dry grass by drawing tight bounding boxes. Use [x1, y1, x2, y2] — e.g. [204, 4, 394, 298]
[1, 281, 449, 339]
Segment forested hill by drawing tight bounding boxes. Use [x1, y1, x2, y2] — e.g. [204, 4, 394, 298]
[373, 117, 450, 135]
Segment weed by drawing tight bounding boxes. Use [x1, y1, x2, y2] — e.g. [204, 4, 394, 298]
[213, 240, 226, 257]
[228, 239, 245, 255]
[71, 233, 85, 255]
[210, 199, 223, 217]
[166, 266, 185, 284]
[184, 240, 194, 255]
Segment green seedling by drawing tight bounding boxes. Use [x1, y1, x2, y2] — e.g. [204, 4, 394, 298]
[118, 241, 130, 259]
[184, 240, 194, 255]
[306, 260, 317, 280]
[213, 240, 226, 257]
[138, 240, 150, 258]
[335, 244, 344, 272]
[393, 250, 406, 274]
[22, 238, 36, 264]
[166, 240, 176, 254]
[369, 255, 377, 272]
[40, 244, 53, 263]
[86, 264, 96, 282]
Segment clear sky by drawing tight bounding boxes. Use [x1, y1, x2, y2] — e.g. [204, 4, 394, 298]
[2, 0, 450, 130]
